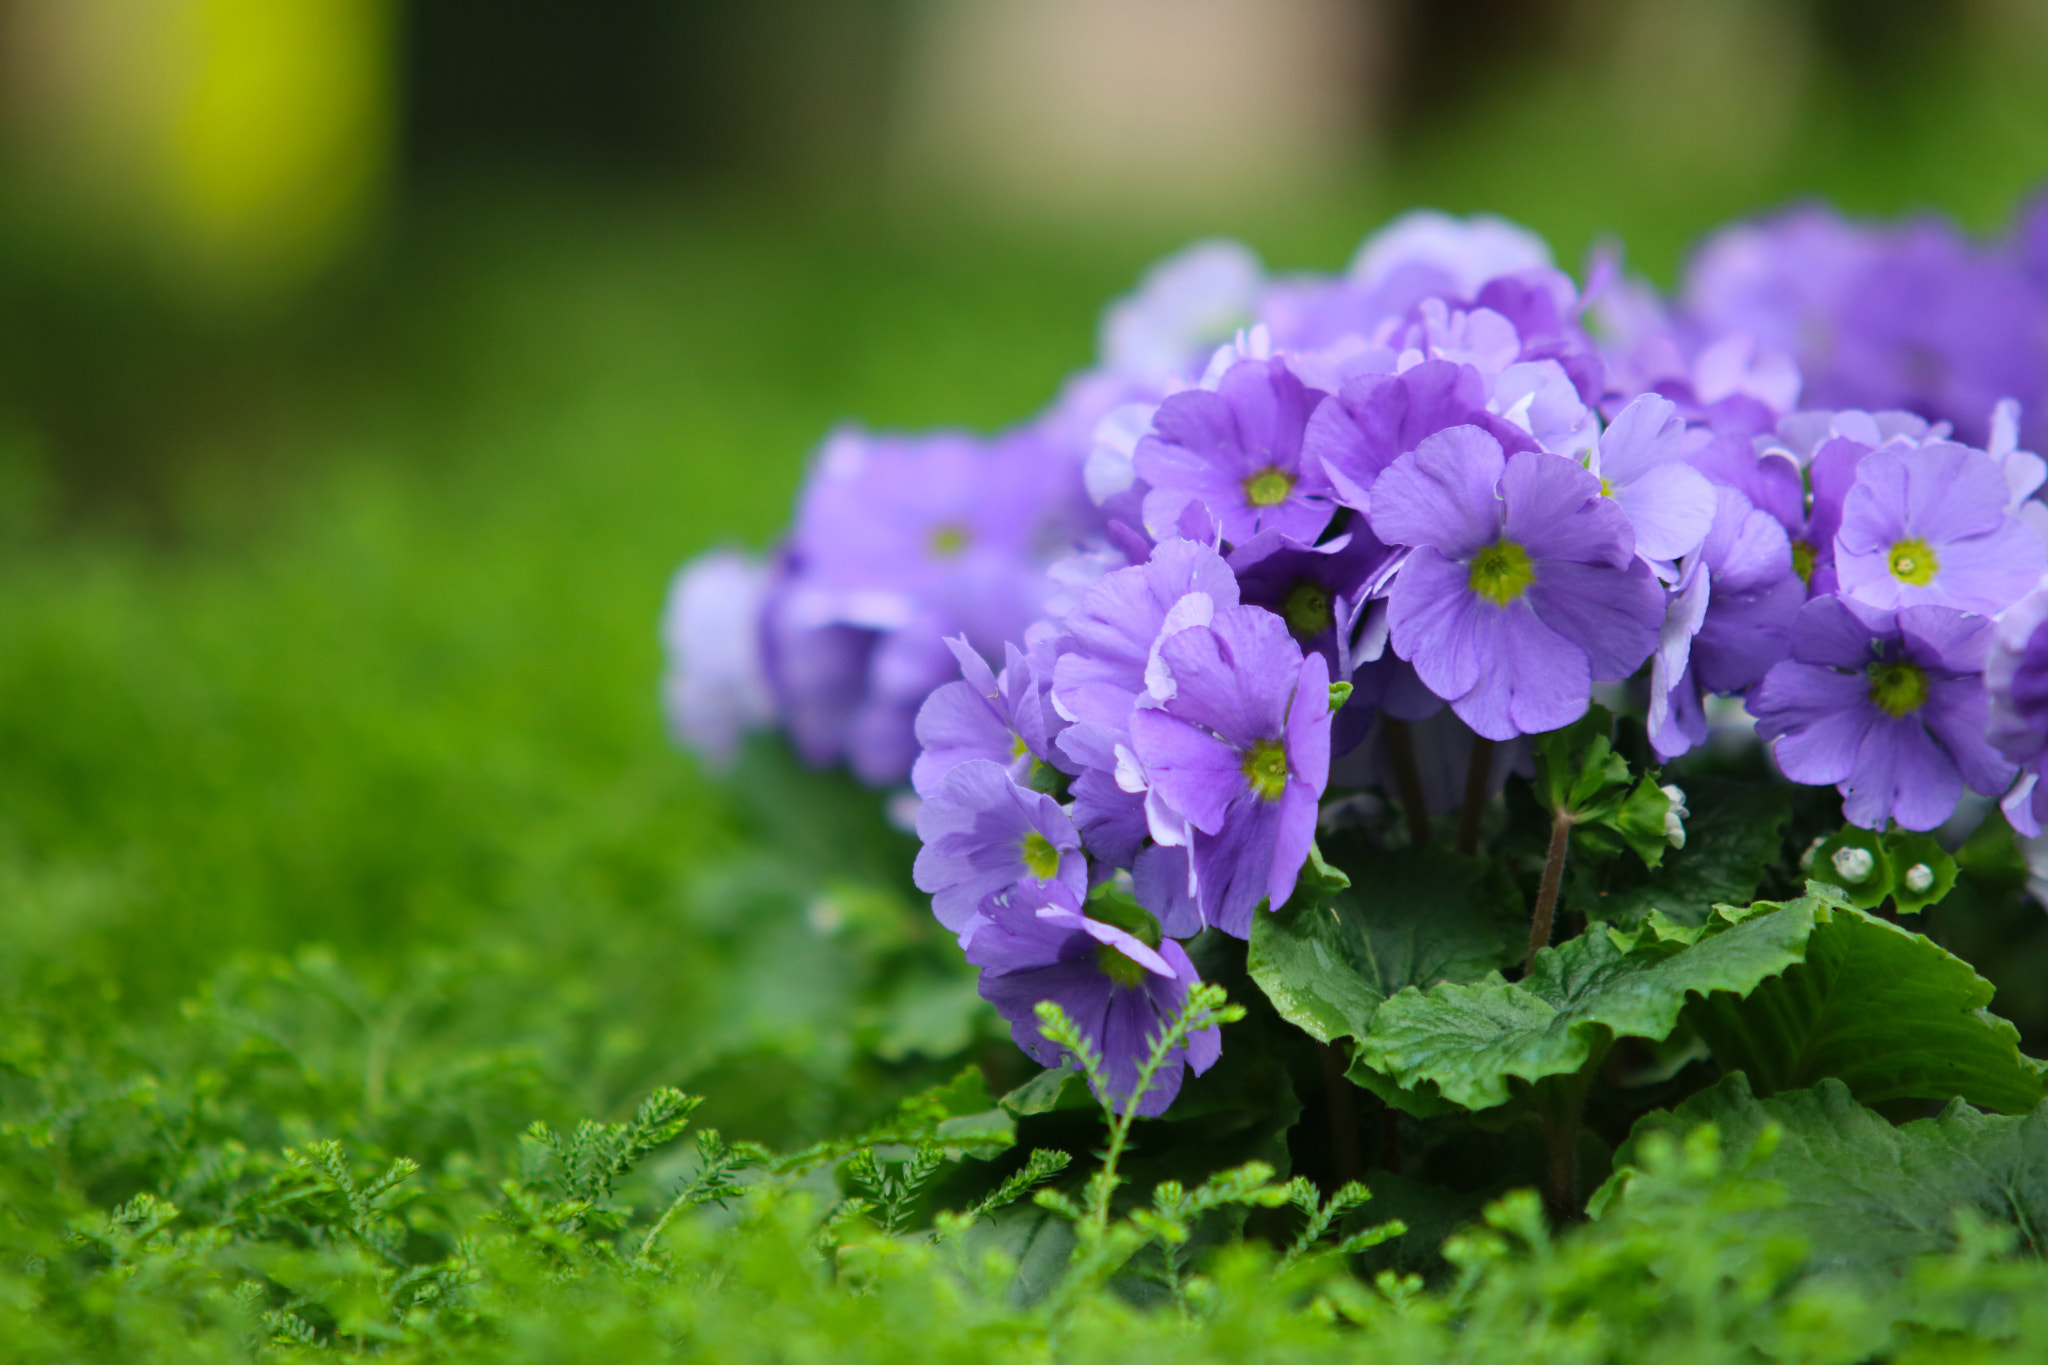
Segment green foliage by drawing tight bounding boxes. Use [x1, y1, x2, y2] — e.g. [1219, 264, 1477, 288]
[1246, 844, 1521, 1046]
[1530, 705, 1673, 868]
[1688, 901, 2047, 1114]
[1600, 1074, 2048, 1283]
[1348, 893, 1826, 1116]
[1571, 775, 1791, 928]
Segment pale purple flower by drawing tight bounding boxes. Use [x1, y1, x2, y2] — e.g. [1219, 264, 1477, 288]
[1987, 585, 2048, 836]
[1684, 205, 2047, 449]
[1589, 393, 1717, 566]
[1228, 527, 1397, 754]
[1834, 440, 2047, 615]
[1347, 210, 1555, 301]
[910, 630, 1069, 798]
[1135, 357, 1335, 547]
[661, 549, 773, 767]
[1124, 603, 1333, 936]
[913, 760, 1088, 931]
[1369, 428, 1665, 741]
[786, 426, 1061, 650]
[963, 882, 1219, 1118]
[1750, 597, 2014, 831]
[1646, 488, 1804, 759]
[1303, 359, 1539, 513]
[1099, 239, 1264, 382]
[1051, 537, 1242, 765]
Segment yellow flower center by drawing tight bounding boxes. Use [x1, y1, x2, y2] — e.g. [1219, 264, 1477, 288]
[1792, 540, 1816, 585]
[1280, 578, 1334, 640]
[1021, 831, 1061, 880]
[1095, 943, 1149, 988]
[929, 523, 969, 557]
[1242, 738, 1291, 802]
[1468, 538, 1535, 606]
[1867, 660, 1930, 717]
[1888, 537, 1938, 586]
[1244, 467, 1294, 507]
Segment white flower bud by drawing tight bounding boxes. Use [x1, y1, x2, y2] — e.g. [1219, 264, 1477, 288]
[1831, 845, 1876, 883]
[1903, 863, 1935, 894]
[1799, 835, 1827, 872]
[1659, 784, 1689, 849]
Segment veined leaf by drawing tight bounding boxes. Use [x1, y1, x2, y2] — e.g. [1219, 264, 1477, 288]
[1348, 893, 1828, 1115]
[1246, 845, 1521, 1045]
[1573, 776, 1789, 929]
[1596, 1073, 2048, 1283]
[1688, 904, 2047, 1115]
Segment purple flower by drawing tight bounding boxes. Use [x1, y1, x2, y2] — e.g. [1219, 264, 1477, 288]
[1302, 359, 1540, 513]
[1098, 239, 1264, 382]
[1646, 488, 1804, 759]
[759, 573, 879, 771]
[1135, 358, 1335, 547]
[1834, 440, 2046, 616]
[1683, 205, 2048, 449]
[1588, 394, 1717, 566]
[1749, 596, 2014, 831]
[1228, 527, 1398, 755]
[1347, 210, 1555, 301]
[963, 882, 1219, 1118]
[913, 760, 1088, 931]
[910, 630, 1069, 798]
[1690, 489, 1807, 693]
[661, 549, 773, 767]
[1369, 427, 1665, 741]
[787, 426, 1063, 651]
[1124, 603, 1333, 936]
[1987, 586, 2048, 836]
[1051, 536, 1241, 767]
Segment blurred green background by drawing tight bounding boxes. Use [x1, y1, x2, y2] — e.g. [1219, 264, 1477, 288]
[3, 0, 2047, 1147]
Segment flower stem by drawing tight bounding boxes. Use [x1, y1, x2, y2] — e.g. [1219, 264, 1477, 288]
[1317, 1041, 1364, 1188]
[1456, 737, 1496, 856]
[1383, 718, 1432, 847]
[1535, 1048, 1602, 1221]
[1524, 807, 1573, 974]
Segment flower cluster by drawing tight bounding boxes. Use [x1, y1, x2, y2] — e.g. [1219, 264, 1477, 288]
[664, 196, 2048, 1110]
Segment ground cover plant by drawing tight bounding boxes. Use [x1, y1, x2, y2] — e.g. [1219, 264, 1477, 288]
[11, 170, 2048, 1361]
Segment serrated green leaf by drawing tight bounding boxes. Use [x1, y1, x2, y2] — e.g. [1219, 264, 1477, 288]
[1688, 903, 2047, 1114]
[1348, 894, 1827, 1115]
[1574, 776, 1789, 928]
[1246, 846, 1521, 1045]
[1597, 1073, 2048, 1283]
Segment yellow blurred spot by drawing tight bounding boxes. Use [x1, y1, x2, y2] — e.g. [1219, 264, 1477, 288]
[4, 0, 393, 301]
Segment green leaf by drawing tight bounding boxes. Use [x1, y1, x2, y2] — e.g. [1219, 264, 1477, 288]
[1597, 1073, 2048, 1283]
[1246, 846, 1521, 1046]
[1532, 706, 1629, 816]
[1687, 901, 2047, 1115]
[1883, 830, 1957, 914]
[999, 1068, 1094, 1117]
[1609, 775, 1676, 870]
[1573, 776, 1789, 928]
[1348, 893, 1827, 1115]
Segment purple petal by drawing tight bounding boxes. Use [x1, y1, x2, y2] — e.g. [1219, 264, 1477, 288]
[1133, 843, 1204, 938]
[1368, 426, 1507, 557]
[1523, 557, 1664, 680]
[1128, 709, 1243, 836]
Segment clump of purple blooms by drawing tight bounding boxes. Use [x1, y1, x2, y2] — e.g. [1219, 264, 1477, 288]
[664, 195, 2048, 1113]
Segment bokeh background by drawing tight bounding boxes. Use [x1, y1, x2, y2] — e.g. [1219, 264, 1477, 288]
[5, 0, 2048, 1145]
